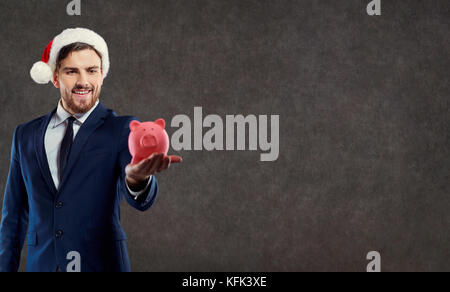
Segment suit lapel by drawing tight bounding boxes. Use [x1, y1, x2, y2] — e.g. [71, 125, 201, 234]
[57, 102, 109, 194]
[34, 107, 58, 196]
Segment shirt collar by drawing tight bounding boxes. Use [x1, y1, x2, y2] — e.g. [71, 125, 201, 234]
[53, 99, 100, 128]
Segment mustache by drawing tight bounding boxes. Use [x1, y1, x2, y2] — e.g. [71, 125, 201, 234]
[71, 85, 94, 91]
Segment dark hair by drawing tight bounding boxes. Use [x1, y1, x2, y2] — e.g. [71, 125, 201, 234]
[55, 42, 102, 71]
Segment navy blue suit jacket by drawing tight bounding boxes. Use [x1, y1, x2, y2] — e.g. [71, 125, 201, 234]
[0, 102, 158, 272]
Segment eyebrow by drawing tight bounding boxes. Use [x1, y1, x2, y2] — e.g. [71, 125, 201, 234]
[62, 66, 100, 71]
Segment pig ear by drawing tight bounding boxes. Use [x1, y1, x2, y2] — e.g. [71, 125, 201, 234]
[129, 120, 140, 132]
[155, 118, 165, 129]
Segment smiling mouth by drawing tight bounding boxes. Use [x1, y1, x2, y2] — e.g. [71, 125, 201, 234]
[72, 89, 93, 97]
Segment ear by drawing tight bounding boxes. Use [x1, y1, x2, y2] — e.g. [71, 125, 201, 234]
[129, 120, 140, 132]
[52, 71, 60, 89]
[155, 118, 165, 129]
[99, 68, 104, 86]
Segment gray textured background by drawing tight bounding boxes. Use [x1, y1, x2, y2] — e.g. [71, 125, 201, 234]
[0, 0, 448, 272]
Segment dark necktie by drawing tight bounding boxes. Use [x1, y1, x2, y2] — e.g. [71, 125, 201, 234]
[59, 116, 76, 181]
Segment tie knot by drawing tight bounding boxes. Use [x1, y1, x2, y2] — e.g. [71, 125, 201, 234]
[67, 116, 76, 125]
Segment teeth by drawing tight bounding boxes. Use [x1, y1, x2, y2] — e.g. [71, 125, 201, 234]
[74, 91, 90, 95]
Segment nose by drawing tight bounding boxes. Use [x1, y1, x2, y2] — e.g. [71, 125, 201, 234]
[140, 134, 157, 148]
[76, 71, 90, 88]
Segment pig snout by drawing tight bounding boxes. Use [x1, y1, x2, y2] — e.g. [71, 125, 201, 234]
[140, 134, 157, 148]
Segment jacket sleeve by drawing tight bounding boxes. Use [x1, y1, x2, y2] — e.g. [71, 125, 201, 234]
[0, 126, 29, 272]
[116, 117, 158, 212]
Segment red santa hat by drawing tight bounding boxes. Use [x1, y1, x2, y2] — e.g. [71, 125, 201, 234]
[30, 28, 110, 84]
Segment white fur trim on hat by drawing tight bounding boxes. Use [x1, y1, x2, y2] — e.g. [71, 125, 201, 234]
[30, 28, 110, 84]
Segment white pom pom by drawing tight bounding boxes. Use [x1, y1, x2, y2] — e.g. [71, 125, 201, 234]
[30, 61, 53, 84]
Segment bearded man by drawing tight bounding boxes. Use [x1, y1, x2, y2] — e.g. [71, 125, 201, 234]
[0, 28, 181, 272]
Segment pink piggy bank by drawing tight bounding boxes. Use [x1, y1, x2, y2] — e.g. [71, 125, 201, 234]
[128, 119, 169, 165]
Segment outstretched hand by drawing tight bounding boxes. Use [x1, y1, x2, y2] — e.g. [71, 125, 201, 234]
[125, 153, 182, 190]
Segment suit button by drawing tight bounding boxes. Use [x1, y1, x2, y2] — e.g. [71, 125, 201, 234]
[55, 230, 63, 238]
[56, 201, 63, 208]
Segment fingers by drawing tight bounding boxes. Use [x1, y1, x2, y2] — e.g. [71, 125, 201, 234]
[129, 153, 182, 177]
[149, 153, 165, 174]
[156, 155, 171, 173]
[125, 157, 151, 181]
[143, 153, 164, 175]
[130, 155, 152, 174]
[168, 155, 182, 163]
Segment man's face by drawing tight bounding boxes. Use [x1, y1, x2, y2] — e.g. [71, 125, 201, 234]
[52, 49, 103, 115]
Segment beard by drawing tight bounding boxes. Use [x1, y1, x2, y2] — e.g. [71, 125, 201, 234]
[61, 84, 101, 114]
